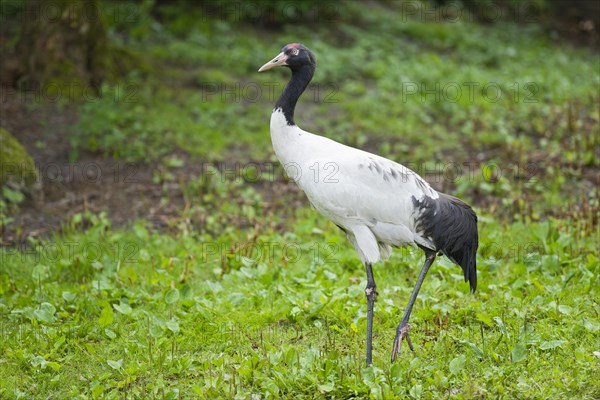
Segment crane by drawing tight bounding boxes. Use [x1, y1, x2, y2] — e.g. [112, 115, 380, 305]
[259, 43, 478, 365]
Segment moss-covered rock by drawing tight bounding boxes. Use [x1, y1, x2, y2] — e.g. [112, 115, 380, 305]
[0, 127, 39, 193]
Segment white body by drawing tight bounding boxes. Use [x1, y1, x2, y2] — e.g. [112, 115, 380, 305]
[270, 109, 439, 264]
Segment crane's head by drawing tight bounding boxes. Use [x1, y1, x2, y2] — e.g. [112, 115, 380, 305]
[258, 43, 316, 72]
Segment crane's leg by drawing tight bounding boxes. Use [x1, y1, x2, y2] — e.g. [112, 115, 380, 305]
[391, 250, 436, 362]
[365, 262, 377, 365]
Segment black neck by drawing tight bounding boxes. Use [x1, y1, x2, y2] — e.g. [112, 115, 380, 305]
[274, 64, 315, 126]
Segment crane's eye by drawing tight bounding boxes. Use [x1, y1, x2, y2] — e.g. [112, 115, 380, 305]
[290, 48, 299, 56]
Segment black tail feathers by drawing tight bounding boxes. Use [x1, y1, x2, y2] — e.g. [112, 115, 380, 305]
[413, 193, 478, 291]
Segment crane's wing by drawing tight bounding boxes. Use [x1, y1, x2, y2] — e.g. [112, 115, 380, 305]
[295, 151, 436, 223]
[290, 148, 439, 262]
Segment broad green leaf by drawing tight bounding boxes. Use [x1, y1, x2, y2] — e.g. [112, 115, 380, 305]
[46, 362, 61, 372]
[459, 339, 485, 357]
[92, 385, 104, 397]
[241, 257, 255, 267]
[31, 265, 50, 282]
[99, 304, 114, 327]
[180, 284, 193, 299]
[318, 382, 334, 392]
[34, 302, 56, 324]
[30, 355, 46, 367]
[262, 379, 279, 395]
[540, 340, 565, 350]
[390, 363, 403, 381]
[62, 291, 76, 302]
[582, 319, 600, 332]
[410, 383, 423, 399]
[449, 355, 466, 375]
[494, 316, 509, 338]
[558, 305, 573, 315]
[107, 359, 123, 370]
[323, 270, 337, 280]
[512, 342, 527, 363]
[165, 288, 180, 304]
[476, 312, 493, 326]
[113, 303, 132, 315]
[166, 319, 180, 334]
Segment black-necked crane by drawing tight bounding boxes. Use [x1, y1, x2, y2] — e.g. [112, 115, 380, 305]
[259, 43, 478, 365]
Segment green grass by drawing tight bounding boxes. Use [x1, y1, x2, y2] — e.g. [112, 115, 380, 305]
[1, 196, 598, 398]
[2, 1, 600, 398]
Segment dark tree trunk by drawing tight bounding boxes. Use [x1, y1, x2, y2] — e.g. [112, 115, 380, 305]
[17, 0, 111, 92]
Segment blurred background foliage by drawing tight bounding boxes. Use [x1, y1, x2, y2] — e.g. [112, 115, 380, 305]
[3, 0, 595, 221]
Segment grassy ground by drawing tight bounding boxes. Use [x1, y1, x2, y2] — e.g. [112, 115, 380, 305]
[1, 2, 599, 399]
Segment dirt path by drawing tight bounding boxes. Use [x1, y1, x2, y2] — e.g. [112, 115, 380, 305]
[1, 92, 308, 246]
[1, 93, 187, 244]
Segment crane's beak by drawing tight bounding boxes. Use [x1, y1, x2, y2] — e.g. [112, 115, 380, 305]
[258, 52, 288, 72]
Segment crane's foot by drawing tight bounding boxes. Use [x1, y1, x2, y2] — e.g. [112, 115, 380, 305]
[391, 323, 413, 362]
